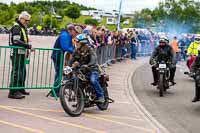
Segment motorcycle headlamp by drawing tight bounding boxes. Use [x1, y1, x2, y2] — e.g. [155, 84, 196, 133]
[63, 66, 72, 75]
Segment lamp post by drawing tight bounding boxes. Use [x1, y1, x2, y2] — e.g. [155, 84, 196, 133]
[50, 1, 54, 29]
[117, 0, 123, 31]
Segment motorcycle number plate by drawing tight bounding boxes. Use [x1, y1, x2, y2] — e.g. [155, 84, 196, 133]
[63, 66, 72, 75]
[159, 64, 166, 68]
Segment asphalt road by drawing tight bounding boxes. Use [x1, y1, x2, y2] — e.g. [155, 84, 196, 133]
[132, 61, 200, 133]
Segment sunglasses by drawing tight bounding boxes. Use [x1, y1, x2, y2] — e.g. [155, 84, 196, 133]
[23, 18, 30, 22]
[159, 41, 166, 44]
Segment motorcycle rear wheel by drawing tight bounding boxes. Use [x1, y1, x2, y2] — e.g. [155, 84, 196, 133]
[96, 85, 109, 110]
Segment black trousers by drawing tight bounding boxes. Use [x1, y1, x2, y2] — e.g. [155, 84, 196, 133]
[194, 75, 200, 99]
[9, 55, 26, 94]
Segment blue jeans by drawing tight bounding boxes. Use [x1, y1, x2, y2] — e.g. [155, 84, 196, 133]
[131, 44, 137, 59]
[90, 71, 104, 98]
[53, 58, 63, 94]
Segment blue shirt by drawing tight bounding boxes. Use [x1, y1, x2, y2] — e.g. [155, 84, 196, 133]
[51, 30, 75, 61]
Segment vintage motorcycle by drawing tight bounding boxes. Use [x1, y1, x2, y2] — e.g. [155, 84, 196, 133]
[59, 65, 112, 117]
[154, 61, 171, 97]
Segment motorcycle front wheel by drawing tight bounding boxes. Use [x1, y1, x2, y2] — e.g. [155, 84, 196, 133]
[158, 73, 164, 97]
[60, 82, 84, 117]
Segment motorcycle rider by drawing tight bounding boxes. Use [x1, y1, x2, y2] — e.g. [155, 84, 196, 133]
[190, 45, 200, 102]
[70, 34, 105, 103]
[150, 36, 176, 86]
[186, 35, 200, 69]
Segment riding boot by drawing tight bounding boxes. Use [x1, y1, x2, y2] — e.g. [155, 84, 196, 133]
[192, 87, 200, 102]
[151, 66, 158, 86]
[170, 67, 176, 85]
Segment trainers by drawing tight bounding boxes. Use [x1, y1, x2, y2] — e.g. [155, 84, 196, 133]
[8, 92, 25, 99]
[170, 81, 176, 86]
[192, 97, 200, 102]
[19, 90, 30, 95]
[95, 97, 105, 103]
[151, 82, 157, 86]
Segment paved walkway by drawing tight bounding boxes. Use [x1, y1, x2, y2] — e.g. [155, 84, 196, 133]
[0, 58, 169, 133]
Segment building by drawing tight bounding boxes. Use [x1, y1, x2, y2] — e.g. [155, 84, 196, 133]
[106, 17, 117, 25]
[81, 10, 90, 16]
[81, 9, 119, 17]
[122, 11, 135, 18]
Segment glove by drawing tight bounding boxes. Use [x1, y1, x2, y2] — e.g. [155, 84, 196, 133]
[72, 61, 80, 68]
[28, 44, 32, 49]
[149, 58, 156, 65]
[81, 65, 88, 68]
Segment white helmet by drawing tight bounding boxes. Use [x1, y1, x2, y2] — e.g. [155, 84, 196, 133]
[194, 35, 200, 43]
[159, 36, 169, 44]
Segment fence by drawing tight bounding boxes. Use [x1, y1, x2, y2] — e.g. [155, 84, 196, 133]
[0, 46, 63, 91]
[96, 40, 156, 65]
[0, 42, 152, 94]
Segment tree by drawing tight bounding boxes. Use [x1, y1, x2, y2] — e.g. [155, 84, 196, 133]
[85, 19, 98, 26]
[132, 0, 200, 32]
[64, 5, 81, 22]
[43, 14, 58, 28]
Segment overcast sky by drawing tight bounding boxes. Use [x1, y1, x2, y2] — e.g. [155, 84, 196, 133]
[1, 0, 165, 12]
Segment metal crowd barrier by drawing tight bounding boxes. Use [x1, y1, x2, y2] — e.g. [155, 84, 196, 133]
[0, 41, 156, 91]
[0, 46, 63, 91]
[137, 40, 157, 57]
[96, 40, 157, 65]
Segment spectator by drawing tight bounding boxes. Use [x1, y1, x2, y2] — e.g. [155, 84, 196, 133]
[130, 32, 138, 60]
[49, 24, 82, 97]
[171, 36, 180, 62]
[9, 11, 33, 99]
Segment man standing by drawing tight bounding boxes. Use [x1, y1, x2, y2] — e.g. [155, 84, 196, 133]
[9, 11, 32, 99]
[50, 24, 82, 96]
[171, 36, 180, 62]
[130, 31, 138, 60]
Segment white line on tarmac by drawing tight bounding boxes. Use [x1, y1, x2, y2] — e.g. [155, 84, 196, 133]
[84, 114, 155, 133]
[0, 105, 143, 120]
[0, 106, 105, 133]
[0, 120, 45, 133]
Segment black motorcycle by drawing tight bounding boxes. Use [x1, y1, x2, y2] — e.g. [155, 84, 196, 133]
[59, 65, 112, 117]
[156, 61, 171, 97]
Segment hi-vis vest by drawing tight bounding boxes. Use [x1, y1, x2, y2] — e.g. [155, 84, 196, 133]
[11, 22, 28, 55]
[187, 42, 200, 56]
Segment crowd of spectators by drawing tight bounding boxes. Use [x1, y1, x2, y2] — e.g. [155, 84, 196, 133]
[29, 24, 58, 36]
[76, 25, 159, 65]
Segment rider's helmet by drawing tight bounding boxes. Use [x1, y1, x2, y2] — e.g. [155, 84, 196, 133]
[194, 35, 200, 43]
[159, 36, 169, 45]
[75, 34, 89, 44]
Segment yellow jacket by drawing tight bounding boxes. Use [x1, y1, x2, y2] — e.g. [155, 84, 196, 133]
[187, 42, 200, 56]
